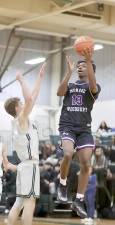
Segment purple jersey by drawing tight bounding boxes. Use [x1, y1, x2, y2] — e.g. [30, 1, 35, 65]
[59, 80, 101, 131]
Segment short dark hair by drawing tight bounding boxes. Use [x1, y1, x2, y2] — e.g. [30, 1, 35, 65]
[77, 60, 96, 73]
[4, 97, 20, 117]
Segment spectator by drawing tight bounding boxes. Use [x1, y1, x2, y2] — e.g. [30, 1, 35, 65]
[40, 162, 56, 194]
[91, 146, 112, 215]
[96, 121, 111, 137]
[91, 146, 112, 179]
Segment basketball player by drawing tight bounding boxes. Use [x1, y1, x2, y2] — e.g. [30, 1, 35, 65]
[57, 49, 101, 218]
[4, 62, 46, 225]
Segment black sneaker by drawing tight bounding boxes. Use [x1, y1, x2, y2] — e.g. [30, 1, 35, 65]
[57, 183, 67, 203]
[71, 198, 87, 218]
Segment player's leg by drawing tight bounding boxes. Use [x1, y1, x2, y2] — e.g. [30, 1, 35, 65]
[57, 133, 75, 202]
[72, 147, 93, 218]
[72, 131, 94, 218]
[60, 139, 74, 179]
[21, 197, 36, 225]
[77, 148, 93, 194]
[8, 197, 23, 225]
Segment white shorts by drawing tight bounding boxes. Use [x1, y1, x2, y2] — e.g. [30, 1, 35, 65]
[16, 160, 40, 198]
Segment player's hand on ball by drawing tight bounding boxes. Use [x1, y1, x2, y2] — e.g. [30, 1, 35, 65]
[82, 48, 93, 61]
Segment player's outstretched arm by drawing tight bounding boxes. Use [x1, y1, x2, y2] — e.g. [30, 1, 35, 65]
[19, 62, 46, 120]
[16, 72, 31, 102]
[82, 48, 98, 94]
[57, 55, 74, 96]
[31, 62, 46, 102]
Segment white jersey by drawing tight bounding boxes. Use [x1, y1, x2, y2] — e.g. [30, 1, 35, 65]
[0, 143, 3, 177]
[13, 118, 39, 162]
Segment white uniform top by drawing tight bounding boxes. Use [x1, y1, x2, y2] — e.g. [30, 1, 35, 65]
[13, 118, 39, 162]
[0, 143, 3, 177]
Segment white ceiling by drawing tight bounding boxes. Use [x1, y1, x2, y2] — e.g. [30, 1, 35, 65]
[0, 0, 115, 86]
[0, 0, 115, 45]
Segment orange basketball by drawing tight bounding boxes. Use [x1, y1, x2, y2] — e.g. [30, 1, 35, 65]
[73, 36, 94, 55]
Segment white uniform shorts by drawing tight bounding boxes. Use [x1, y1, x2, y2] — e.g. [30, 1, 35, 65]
[16, 160, 40, 198]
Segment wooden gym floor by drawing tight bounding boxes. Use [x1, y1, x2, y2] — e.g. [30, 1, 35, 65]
[0, 217, 115, 225]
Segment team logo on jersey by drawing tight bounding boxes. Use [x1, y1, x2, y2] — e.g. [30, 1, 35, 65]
[72, 95, 83, 106]
[62, 132, 69, 136]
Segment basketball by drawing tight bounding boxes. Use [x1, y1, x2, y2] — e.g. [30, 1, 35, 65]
[73, 36, 94, 55]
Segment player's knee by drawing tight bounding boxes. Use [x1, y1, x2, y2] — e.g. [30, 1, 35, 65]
[80, 162, 90, 173]
[64, 151, 73, 161]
